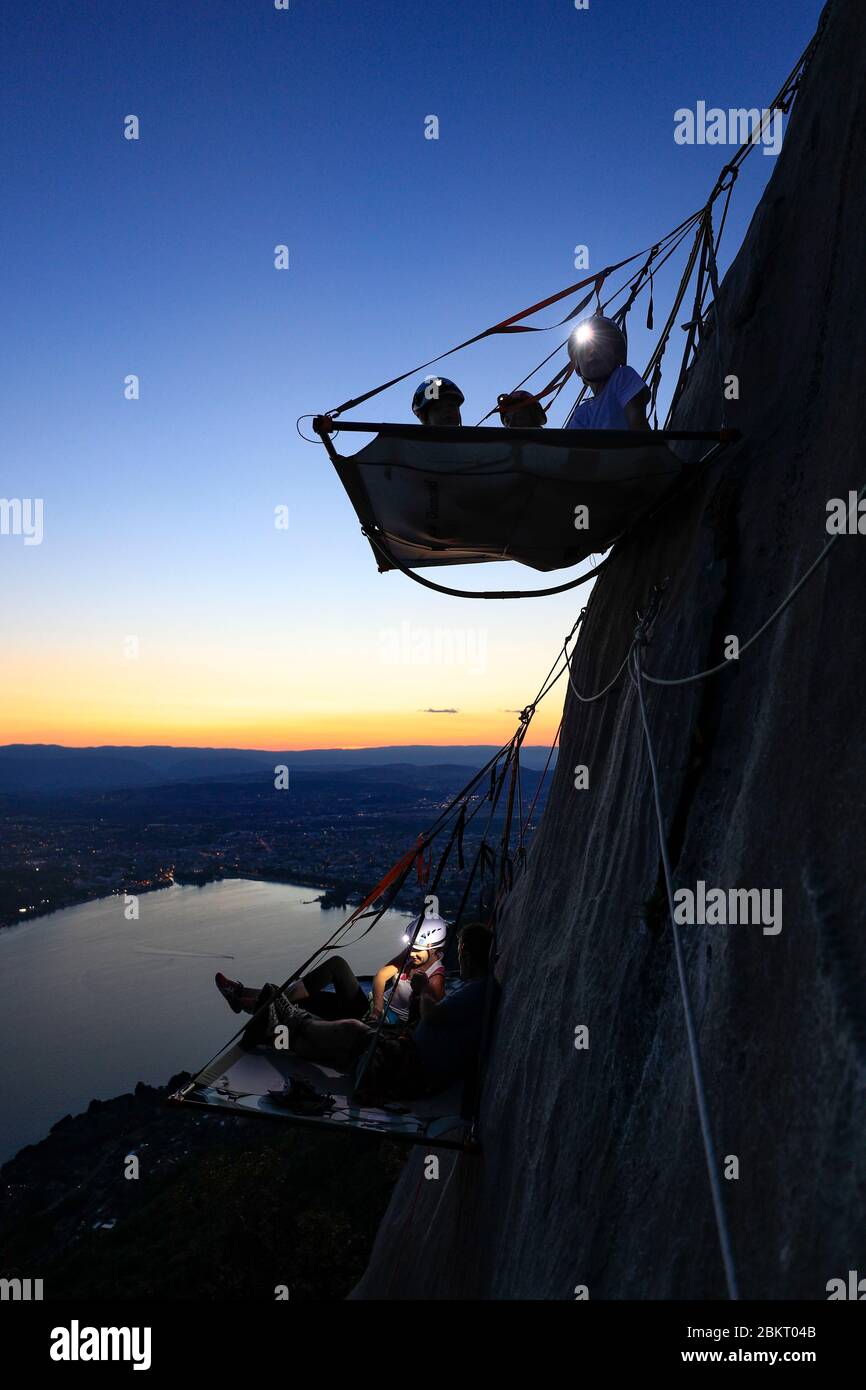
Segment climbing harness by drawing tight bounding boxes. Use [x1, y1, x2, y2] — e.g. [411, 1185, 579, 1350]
[630, 594, 740, 1301]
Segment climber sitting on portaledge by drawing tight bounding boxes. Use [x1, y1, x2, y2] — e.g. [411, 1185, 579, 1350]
[564, 312, 650, 431]
[238, 923, 493, 1103]
[497, 388, 547, 429]
[411, 375, 465, 427]
[215, 913, 447, 1028]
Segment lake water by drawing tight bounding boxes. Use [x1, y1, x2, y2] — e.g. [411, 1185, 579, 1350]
[0, 879, 411, 1164]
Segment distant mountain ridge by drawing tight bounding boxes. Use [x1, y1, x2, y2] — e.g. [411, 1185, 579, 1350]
[0, 742, 558, 794]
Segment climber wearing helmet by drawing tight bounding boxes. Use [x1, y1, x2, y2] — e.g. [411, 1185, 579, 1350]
[237, 924, 493, 1103]
[214, 912, 447, 1027]
[412, 376, 465, 427]
[369, 910, 448, 1024]
[497, 389, 547, 429]
[564, 313, 650, 431]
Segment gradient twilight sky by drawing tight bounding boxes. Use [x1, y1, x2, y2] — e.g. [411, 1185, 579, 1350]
[1, 0, 823, 750]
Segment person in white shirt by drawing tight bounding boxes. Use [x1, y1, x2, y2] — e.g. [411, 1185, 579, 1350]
[564, 313, 650, 432]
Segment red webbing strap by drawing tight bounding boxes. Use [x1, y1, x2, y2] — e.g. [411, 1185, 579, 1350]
[476, 358, 573, 425]
[535, 361, 574, 405]
[354, 845, 419, 916]
[328, 255, 646, 418]
[325, 19, 829, 427]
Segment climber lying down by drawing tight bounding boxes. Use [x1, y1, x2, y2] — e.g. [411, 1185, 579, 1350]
[233, 923, 492, 1102]
[215, 912, 447, 1028]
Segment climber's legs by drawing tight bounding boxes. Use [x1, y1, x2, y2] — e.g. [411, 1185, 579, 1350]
[285, 955, 369, 1020]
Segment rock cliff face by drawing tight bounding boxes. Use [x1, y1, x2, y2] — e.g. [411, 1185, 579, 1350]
[353, 0, 866, 1299]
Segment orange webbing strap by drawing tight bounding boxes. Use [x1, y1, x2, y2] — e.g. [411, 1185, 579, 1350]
[535, 361, 574, 405]
[355, 845, 419, 917]
[328, 257, 646, 418]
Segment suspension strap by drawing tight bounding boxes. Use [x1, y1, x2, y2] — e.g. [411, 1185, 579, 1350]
[522, 718, 562, 837]
[363, 526, 614, 601]
[328, 259, 646, 418]
[703, 209, 729, 428]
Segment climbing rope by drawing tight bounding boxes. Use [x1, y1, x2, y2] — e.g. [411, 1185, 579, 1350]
[337, 646, 570, 1094]
[565, 610, 634, 703]
[319, 19, 823, 433]
[522, 717, 562, 838]
[641, 485, 866, 686]
[353, 613, 578, 1079]
[702, 210, 729, 429]
[561, 477, 865, 699]
[326, 250, 651, 420]
[630, 636, 740, 1301]
[348, 608, 582, 1092]
[353, 745, 520, 1093]
[486, 211, 705, 427]
[189, 731, 523, 1076]
[556, 460, 862, 1296]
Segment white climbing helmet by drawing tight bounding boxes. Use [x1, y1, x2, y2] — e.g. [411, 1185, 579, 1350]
[568, 313, 628, 382]
[403, 911, 448, 950]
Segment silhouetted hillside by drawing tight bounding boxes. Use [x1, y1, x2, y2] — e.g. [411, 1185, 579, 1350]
[0, 743, 559, 795]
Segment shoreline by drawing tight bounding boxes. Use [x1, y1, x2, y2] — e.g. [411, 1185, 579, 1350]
[0, 871, 380, 935]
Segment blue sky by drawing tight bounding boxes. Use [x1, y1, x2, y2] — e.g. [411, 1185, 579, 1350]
[0, 0, 825, 747]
